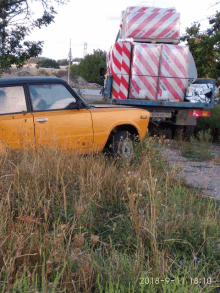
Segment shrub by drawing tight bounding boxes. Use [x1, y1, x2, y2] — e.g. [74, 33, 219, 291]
[37, 58, 60, 69]
[197, 104, 220, 141]
[70, 49, 107, 85]
[38, 69, 49, 76]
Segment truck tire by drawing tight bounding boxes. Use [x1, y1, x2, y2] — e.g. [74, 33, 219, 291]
[111, 131, 134, 161]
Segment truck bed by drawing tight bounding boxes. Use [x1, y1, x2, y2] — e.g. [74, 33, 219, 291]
[105, 76, 216, 110]
[112, 98, 213, 109]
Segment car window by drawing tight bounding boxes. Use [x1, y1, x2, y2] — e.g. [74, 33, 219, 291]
[29, 84, 77, 111]
[0, 86, 27, 114]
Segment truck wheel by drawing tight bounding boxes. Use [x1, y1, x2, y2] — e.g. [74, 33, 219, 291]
[111, 131, 134, 161]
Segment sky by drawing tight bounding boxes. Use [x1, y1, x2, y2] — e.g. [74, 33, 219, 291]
[26, 0, 220, 60]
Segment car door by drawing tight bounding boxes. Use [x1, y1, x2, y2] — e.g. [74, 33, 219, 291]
[28, 83, 93, 153]
[0, 85, 35, 151]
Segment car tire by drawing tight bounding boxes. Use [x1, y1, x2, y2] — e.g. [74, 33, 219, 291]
[111, 131, 134, 161]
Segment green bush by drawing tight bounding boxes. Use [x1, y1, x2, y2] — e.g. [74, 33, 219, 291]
[38, 69, 49, 76]
[197, 104, 220, 141]
[37, 58, 60, 69]
[70, 49, 106, 85]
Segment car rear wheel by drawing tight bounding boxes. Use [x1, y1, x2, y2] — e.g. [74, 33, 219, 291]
[111, 131, 134, 161]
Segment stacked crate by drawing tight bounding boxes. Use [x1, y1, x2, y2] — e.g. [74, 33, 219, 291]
[108, 6, 193, 101]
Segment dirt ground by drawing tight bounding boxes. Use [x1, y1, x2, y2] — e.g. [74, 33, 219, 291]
[161, 143, 220, 200]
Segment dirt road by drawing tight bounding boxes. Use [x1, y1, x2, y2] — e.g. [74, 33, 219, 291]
[161, 144, 220, 200]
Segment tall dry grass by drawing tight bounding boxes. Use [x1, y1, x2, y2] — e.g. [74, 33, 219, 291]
[0, 136, 219, 292]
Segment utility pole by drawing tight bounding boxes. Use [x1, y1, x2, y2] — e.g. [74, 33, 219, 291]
[83, 42, 87, 58]
[68, 39, 72, 84]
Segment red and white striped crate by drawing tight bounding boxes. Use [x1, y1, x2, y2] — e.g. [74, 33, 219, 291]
[132, 43, 161, 76]
[126, 6, 176, 14]
[159, 44, 189, 101]
[130, 43, 189, 101]
[121, 11, 180, 41]
[110, 41, 132, 99]
[130, 43, 161, 100]
[130, 76, 158, 100]
[160, 44, 188, 78]
[158, 77, 188, 101]
[119, 41, 132, 99]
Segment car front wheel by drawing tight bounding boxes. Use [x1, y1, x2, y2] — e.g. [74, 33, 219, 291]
[111, 131, 134, 161]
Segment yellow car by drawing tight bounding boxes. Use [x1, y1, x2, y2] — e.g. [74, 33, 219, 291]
[0, 77, 150, 160]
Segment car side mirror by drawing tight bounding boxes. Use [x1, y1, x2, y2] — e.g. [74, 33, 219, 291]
[76, 99, 84, 110]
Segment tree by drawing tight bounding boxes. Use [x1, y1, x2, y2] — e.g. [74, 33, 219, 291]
[70, 49, 107, 84]
[57, 59, 69, 66]
[0, 0, 68, 72]
[37, 58, 60, 68]
[72, 57, 81, 62]
[181, 11, 220, 82]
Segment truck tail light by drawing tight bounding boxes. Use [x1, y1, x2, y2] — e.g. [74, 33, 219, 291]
[188, 110, 210, 118]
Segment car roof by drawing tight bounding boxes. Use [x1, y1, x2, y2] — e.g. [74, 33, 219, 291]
[0, 76, 65, 86]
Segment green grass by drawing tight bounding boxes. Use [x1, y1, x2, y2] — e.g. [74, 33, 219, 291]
[0, 136, 220, 292]
[197, 103, 220, 142]
[171, 130, 214, 161]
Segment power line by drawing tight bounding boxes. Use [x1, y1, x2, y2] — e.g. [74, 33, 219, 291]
[207, 1, 220, 9]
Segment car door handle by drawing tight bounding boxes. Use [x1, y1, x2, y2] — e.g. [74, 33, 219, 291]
[36, 118, 48, 122]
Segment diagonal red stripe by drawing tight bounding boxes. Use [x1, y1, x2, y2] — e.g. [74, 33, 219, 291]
[141, 13, 175, 38]
[113, 73, 121, 86]
[123, 43, 131, 59]
[116, 42, 123, 55]
[122, 43, 131, 74]
[135, 50, 156, 76]
[131, 12, 160, 37]
[161, 57, 186, 82]
[120, 75, 129, 89]
[127, 12, 144, 31]
[162, 45, 187, 76]
[112, 87, 119, 99]
[152, 8, 160, 13]
[171, 31, 180, 38]
[130, 79, 141, 97]
[156, 16, 179, 38]
[132, 67, 157, 99]
[134, 44, 160, 76]
[172, 44, 188, 64]
[122, 61, 130, 74]
[139, 75, 157, 99]
[160, 77, 183, 101]
[112, 42, 123, 73]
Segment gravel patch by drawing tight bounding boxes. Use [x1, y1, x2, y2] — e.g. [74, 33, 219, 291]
[161, 144, 220, 200]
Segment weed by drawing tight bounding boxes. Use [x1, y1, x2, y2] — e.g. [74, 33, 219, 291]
[171, 130, 214, 161]
[0, 138, 220, 292]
